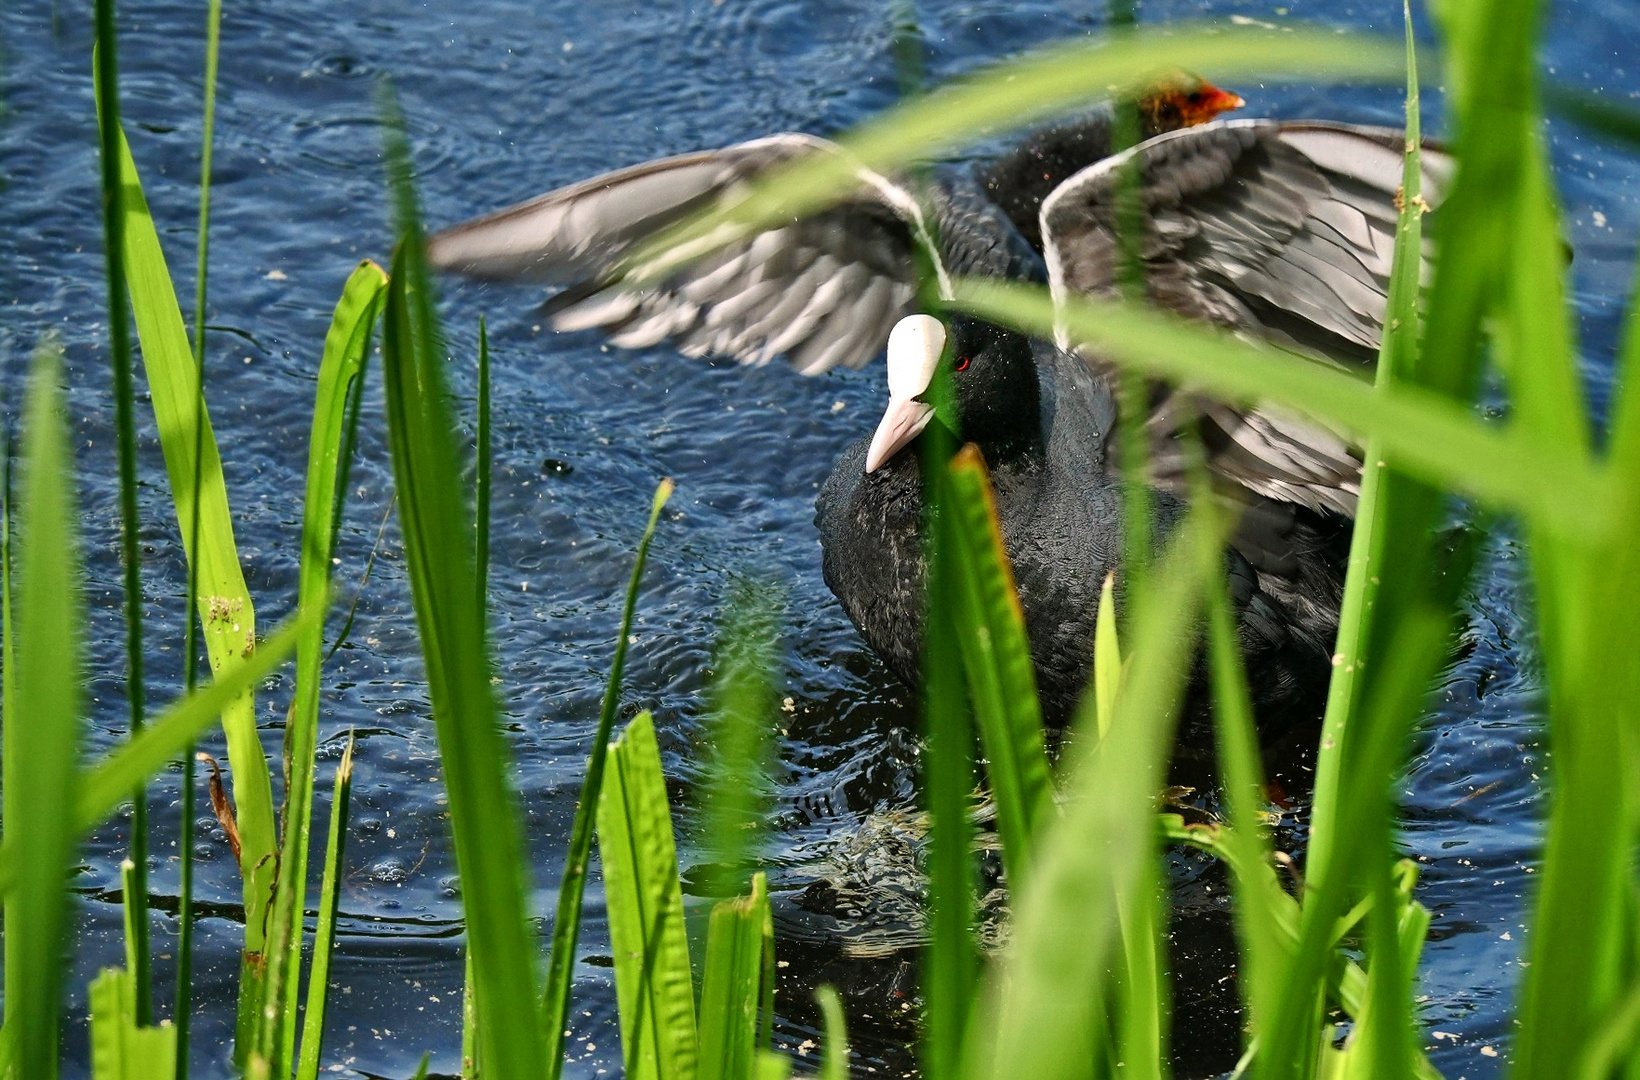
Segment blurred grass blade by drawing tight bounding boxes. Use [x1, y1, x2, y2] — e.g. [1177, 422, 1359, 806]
[1543, 83, 1640, 157]
[1265, 607, 1450, 1080]
[756, 1052, 791, 1080]
[1114, 844, 1168, 1080]
[627, 25, 1405, 281]
[465, 314, 491, 1080]
[696, 581, 779, 900]
[541, 478, 673, 1074]
[93, 21, 153, 1023]
[1434, 0, 1633, 1070]
[1306, 0, 1427, 902]
[921, 430, 977, 1080]
[476, 316, 491, 618]
[89, 968, 178, 1080]
[73, 611, 313, 834]
[0, 379, 13, 1040]
[597, 710, 701, 1080]
[8, 342, 84, 1080]
[95, 108, 279, 1031]
[294, 737, 356, 1080]
[1093, 573, 1119, 739]
[267, 259, 388, 1071]
[380, 83, 548, 1080]
[698, 874, 772, 1080]
[121, 859, 143, 977]
[1204, 567, 1287, 1053]
[953, 279, 1607, 532]
[944, 446, 1053, 880]
[177, 0, 226, 1059]
[971, 507, 1220, 1080]
[817, 985, 849, 1080]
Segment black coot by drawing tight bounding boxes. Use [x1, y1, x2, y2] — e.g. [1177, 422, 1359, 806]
[427, 88, 1451, 730]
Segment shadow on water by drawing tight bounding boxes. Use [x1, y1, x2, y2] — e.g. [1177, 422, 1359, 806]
[2, 0, 1635, 1076]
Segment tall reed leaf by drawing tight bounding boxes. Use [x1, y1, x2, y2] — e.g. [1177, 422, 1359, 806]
[1305, 0, 1429, 895]
[379, 192, 547, 1080]
[968, 507, 1220, 1080]
[0, 361, 15, 1045]
[264, 260, 388, 1072]
[294, 738, 356, 1080]
[921, 429, 977, 1080]
[598, 711, 700, 1080]
[697, 581, 779, 900]
[177, 0, 227, 1059]
[92, 16, 153, 1021]
[1203, 567, 1287, 1052]
[89, 969, 177, 1080]
[943, 446, 1052, 881]
[94, 111, 279, 1025]
[1270, 16, 1436, 1073]
[816, 986, 849, 1080]
[8, 342, 83, 1080]
[541, 478, 672, 1074]
[698, 874, 773, 1080]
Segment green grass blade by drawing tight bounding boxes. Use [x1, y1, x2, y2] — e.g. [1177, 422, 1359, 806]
[72, 611, 313, 834]
[696, 581, 779, 900]
[1305, 2, 1427, 904]
[921, 430, 977, 1080]
[541, 479, 673, 1074]
[1203, 569, 1287, 1053]
[266, 260, 388, 1072]
[624, 26, 1404, 283]
[1113, 840, 1168, 1080]
[176, 0, 224, 1059]
[465, 315, 490, 1080]
[89, 969, 178, 1080]
[121, 859, 143, 977]
[1542, 83, 1640, 152]
[597, 711, 700, 1080]
[969, 507, 1220, 1080]
[293, 737, 356, 1080]
[2, 370, 19, 1055]
[379, 84, 547, 1080]
[758, 879, 776, 1056]
[476, 316, 491, 618]
[1431, 0, 1637, 1072]
[91, 15, 152, 1024]
[816, 985, 849, 1080]
[1264, 607, 1450, 1080]
[1093, 574, 1119, 739]
[8, 341, 84, 1080]
[944, 446, 1053, 882]
[951, 279, 1608, 532]
[698, 874, 772, 1080]
[93, 108, 279, 1028]
[462, 950, 480, 1080]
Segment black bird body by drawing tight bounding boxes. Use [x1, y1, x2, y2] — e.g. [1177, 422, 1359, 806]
[817, 331, 1133, 724]
[428, 101, 1450, 733]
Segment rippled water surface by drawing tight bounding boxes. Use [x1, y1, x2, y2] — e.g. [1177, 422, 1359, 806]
[4, 0, 1640, 1077]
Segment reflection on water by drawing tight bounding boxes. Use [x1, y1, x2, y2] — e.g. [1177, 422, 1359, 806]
[2, 0, 1637, 1076]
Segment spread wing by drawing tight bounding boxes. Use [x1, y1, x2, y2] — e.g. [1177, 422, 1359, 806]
[426, 134, 935, 375]
[1041, 119, 1453, 517]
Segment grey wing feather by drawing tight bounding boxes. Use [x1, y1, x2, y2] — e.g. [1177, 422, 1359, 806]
[427, 133, 924, 374]
[1041, 119, 1451, 518]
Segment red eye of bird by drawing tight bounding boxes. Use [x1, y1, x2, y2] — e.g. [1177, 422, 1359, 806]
[954, 356, 972, 372]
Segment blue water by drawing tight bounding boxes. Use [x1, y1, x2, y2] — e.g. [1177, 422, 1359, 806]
[3, 0, 1639, 1077]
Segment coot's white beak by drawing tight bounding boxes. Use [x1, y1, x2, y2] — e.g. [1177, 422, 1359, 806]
[865, 315, 944, 474]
